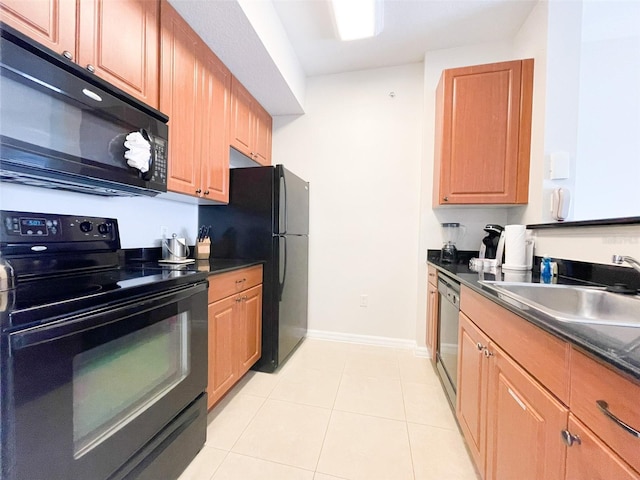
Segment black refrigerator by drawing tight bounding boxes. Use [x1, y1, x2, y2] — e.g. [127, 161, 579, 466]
[198, 165, 309, 373]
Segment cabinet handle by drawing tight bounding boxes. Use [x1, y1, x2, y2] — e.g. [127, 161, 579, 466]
[560, 429, 581, 447]
[195, 188, 202, 194]
[242, 295, 247, 301]
[443, 196, 449, 202]
[596, 400, 640, 438]
[203, 190, 210, 195]
[86, 64, 96, 73]
[483, 349, 494, 358]
[235, 297, 242, 303]
[476, 342, 484, 351]
[62, 50, 73, 60]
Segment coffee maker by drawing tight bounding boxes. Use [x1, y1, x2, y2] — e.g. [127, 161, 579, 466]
[479, 224, 504, 260]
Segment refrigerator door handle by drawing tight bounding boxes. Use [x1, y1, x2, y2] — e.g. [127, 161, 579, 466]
[278, 235, 287, 300]
[279, 169, 288, 234]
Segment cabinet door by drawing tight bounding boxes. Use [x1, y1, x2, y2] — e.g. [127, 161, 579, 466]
[0, 0, 75, 59]
[434, 59, 533, 205]
[456, 312, 490, 473]
[230, 77, 255, 158]
[426, 281, 438, 361]
[238, 285, 262, 376]
[485, 344, 568, 480]
[198, 44, 231, 203]
[207, 296, 239, 409]
[161, 1, 201, 197]
[565, 415, 640, 480]
[253, 103, 272, 166]
[78, 0, 159, 108]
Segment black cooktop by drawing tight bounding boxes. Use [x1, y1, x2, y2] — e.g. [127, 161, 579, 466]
[0, 210, 207, 330]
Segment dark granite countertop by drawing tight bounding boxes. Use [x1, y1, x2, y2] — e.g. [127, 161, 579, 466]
[427, 257, 640, 383]
[199, 258, 264, 275]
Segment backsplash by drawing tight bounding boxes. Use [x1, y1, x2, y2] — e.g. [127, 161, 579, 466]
[0, 183, 198, 248]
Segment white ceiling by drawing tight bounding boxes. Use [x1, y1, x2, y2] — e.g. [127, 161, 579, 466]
[169, 0, 537, 115]
[272, 0, 537, 77]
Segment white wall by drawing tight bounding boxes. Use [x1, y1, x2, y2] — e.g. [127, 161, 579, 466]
[0, 183, 198, 248]
[273, 63, 424, 344]
[509, 0, 640, 265]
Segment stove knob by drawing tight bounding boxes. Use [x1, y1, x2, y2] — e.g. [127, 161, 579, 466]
[79, 221, 93, 233]
[97, 223, 111, 235]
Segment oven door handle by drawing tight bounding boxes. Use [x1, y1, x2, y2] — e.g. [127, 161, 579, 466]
[9, 284, 204, 352]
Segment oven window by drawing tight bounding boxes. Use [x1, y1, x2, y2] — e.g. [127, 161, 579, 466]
[72, 313, 189, 458]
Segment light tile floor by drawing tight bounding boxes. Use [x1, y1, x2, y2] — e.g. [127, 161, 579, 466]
[178, 339, 480, 480]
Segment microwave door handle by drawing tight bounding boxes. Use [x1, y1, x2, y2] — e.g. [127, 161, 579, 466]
[139, 128, 155, 182]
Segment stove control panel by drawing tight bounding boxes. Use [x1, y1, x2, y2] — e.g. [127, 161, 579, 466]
[0, 211, 120, 252]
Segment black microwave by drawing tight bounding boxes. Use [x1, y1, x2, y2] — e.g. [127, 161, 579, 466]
[0, 24, 168, 197]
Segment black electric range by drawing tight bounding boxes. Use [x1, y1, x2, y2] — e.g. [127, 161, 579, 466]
[0, 210, 208, 480]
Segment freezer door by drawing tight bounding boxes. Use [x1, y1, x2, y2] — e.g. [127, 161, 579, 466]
[277, 234, 308, 364]
[276, 166, 309, 235]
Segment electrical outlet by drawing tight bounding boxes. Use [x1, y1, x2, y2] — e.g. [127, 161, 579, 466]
[160, 225, 168, 238]
[360, 294, 368, 307]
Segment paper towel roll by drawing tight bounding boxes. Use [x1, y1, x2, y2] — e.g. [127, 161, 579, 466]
[504, 224, 527, 268]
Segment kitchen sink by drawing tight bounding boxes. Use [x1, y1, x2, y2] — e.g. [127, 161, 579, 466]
[479, 281, 640, 327]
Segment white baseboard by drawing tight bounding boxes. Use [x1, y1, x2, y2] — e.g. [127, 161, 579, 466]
[306, 329, 425, 354]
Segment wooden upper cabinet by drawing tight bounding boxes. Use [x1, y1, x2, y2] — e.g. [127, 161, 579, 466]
[230, 76, 272, 166]
[161, 1, 200, 196]
[161, 0, 230, 202]
[198, 43, 231, 202]
[253, 103, 273, 166]
[433, 59, 534, 205]
[1, 0, 160, 109]
[0, 0, 76, 56]
[78, 0, 159, 108]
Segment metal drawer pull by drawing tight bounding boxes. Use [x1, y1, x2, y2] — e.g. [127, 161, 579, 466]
[596, 400, 640, 438]
[476, 342, 484, 351]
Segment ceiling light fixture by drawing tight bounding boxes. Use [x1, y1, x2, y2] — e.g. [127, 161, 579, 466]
[329, 0, 384, 41]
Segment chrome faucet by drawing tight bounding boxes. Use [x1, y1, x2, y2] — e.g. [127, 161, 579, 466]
[612, 255, 640, 274]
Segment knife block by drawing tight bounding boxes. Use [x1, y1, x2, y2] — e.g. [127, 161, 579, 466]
[195, 239, 210, 260]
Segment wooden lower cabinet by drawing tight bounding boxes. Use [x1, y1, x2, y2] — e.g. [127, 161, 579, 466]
[564, 415, 640, 480]
[485, 345, 568, 480]
[457, 310, 568, 480]
[457, 312, 490, 472]
[207, 267, 262, 410]
[456, 285, 640, 480]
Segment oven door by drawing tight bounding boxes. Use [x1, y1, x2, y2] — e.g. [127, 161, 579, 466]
[3, 282, 207, 480]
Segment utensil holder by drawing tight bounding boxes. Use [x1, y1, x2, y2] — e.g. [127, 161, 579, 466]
[195, 239, 210, 260]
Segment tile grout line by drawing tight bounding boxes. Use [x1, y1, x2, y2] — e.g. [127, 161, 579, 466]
[312, 344, 349, 476]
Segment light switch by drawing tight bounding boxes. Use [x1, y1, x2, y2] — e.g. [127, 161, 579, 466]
[550, 152, 570, 179]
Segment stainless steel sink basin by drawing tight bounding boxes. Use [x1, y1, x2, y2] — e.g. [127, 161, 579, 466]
[479, 281, 640, 327]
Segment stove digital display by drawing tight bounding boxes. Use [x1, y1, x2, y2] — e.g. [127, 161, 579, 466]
[20, 218, 48, 236]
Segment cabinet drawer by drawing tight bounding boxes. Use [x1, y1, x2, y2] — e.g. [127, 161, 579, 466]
[427, 265, 438, 286]
[208, 265, 263, 304]
[565, 414, 639, 480]
[570, 348, 640, 473]
[460, 286, 571, 404]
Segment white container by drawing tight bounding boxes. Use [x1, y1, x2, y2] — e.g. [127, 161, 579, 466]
[503, 224, 528, 270]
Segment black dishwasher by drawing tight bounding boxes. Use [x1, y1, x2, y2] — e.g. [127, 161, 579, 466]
[435, 275, 460, 407]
